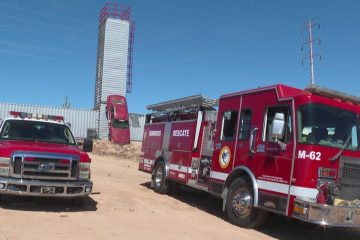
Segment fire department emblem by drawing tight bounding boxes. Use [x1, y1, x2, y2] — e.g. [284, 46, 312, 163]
[219, 146, 231, 169]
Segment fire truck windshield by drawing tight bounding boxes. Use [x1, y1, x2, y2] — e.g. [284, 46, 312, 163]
[297, 103, 359, 150]
[112, 119, 129, 129]
[0, 120, 76, 145]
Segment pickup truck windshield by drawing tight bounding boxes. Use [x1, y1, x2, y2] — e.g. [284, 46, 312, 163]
[297, 103, 359, 150]
[112, 119, 129, 129]
[0, 120, 76, 145]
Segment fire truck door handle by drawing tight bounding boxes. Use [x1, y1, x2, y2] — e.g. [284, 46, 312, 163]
[249, 127, 258, 154]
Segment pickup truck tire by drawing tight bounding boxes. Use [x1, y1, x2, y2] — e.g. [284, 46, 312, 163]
[152, 161, 169, 194]
[226, 178, 267, 228]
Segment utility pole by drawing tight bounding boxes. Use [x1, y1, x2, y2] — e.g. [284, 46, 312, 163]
[63, 96, 71, 108]
[301, 19, 321, 85]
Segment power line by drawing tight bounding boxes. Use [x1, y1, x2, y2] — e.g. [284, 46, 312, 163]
[0, 48, 93, 67]
[60, 0, 101, 8]
[0, 48, 57, 61]
[44, 0, 96, 12]
[0, 39, 92, 57]
[138, 38, 218, 97]
[0, 24, 93, 43]
[0, 12, 94, 35]
[0, 2, 91, 24]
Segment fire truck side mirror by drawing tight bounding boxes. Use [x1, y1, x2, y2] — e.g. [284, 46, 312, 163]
[270, 113, 285, 140]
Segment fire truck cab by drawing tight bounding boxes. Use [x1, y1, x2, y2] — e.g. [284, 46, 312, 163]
[139, 84, 360, 228]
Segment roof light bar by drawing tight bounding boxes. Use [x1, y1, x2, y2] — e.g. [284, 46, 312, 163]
[9, 111, 64, 122]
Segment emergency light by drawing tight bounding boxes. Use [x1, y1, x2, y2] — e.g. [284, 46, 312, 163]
[10, 111, 64, 122]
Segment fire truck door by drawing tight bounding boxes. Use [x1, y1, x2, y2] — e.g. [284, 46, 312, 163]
[210, 96, 240, 194]
[232, 90, 294, 215]
[253, 104, 294, 214]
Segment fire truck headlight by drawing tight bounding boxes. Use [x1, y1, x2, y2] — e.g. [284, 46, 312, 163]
[327, 182, 341, 197]
[79, 163, 91, 180]
[0, 157, 10, 177]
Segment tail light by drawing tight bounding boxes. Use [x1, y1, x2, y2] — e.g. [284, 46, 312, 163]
[0, 157, 10, 177]
[79, 162, 91, 179]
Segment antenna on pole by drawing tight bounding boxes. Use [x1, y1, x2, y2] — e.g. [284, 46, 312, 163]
[301, 19, 321, 85]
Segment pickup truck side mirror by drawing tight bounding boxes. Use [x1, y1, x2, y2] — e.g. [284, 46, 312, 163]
[82, 138, 93, 152]
[76, 138, 93, 152]
[270, 113, 285, 140]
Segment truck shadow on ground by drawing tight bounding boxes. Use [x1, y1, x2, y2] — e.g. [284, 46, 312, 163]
[141, 181, 360, 240]
[0, 195, 97, 212]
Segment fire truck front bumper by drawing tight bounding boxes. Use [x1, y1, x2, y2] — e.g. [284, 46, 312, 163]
[0, 177, 93, 197]
[293, 199, 360, 227]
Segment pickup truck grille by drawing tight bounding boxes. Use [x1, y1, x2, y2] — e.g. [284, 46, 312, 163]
[338, 156, 360, 201]
[11, 154, 79, 180]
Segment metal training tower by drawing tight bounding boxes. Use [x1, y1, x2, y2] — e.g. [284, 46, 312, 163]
[94, 2, 135, 138]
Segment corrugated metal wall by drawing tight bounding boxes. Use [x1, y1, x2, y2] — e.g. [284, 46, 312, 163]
[129, 113, 145, 142]
[0, 103, 98, 138]
[102, 18, 129, 99]
[0, 102, 145, 141]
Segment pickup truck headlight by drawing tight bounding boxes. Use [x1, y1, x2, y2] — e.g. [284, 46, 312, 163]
[0, 157, 10, 177]
[79, 162, 90, 180]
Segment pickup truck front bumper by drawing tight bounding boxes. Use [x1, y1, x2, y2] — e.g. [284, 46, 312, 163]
[0, 177, 93, 197]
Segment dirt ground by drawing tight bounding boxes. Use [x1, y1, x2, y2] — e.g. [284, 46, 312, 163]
[0, 141, 360, 240]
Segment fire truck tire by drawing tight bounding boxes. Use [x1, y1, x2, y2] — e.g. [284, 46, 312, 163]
[152, 161, 169, 194]
[226, 178, 267, 228]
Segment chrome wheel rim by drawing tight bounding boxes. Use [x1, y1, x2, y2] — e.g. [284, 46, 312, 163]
[154, 166, 163, 188]
[232, 188, 253, 218]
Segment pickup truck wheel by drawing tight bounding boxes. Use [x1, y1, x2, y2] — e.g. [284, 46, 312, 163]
[152, 161, 169, 194]
[226, 178, 267, 228]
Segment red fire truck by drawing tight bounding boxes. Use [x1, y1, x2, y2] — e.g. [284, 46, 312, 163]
[0, 111, 93, 199]
[106, 95, 130, 144]
[139, 84, 360, 228]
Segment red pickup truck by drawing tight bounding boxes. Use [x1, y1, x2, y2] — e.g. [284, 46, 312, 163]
[0, 111, 93, 198]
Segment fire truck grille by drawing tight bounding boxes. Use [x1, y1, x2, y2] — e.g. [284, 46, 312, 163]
[338, 156, 360, 201]
[11, 155, 79, 180]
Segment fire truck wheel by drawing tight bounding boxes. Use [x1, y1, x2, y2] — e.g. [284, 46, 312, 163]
[226, 178, 267, 228]
[152, 161, 169, 194]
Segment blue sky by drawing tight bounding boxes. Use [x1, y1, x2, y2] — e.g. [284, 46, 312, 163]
[1, 0, 360, 114]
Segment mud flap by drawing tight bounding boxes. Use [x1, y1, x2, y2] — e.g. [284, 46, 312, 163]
[222, 187, 228, 211]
